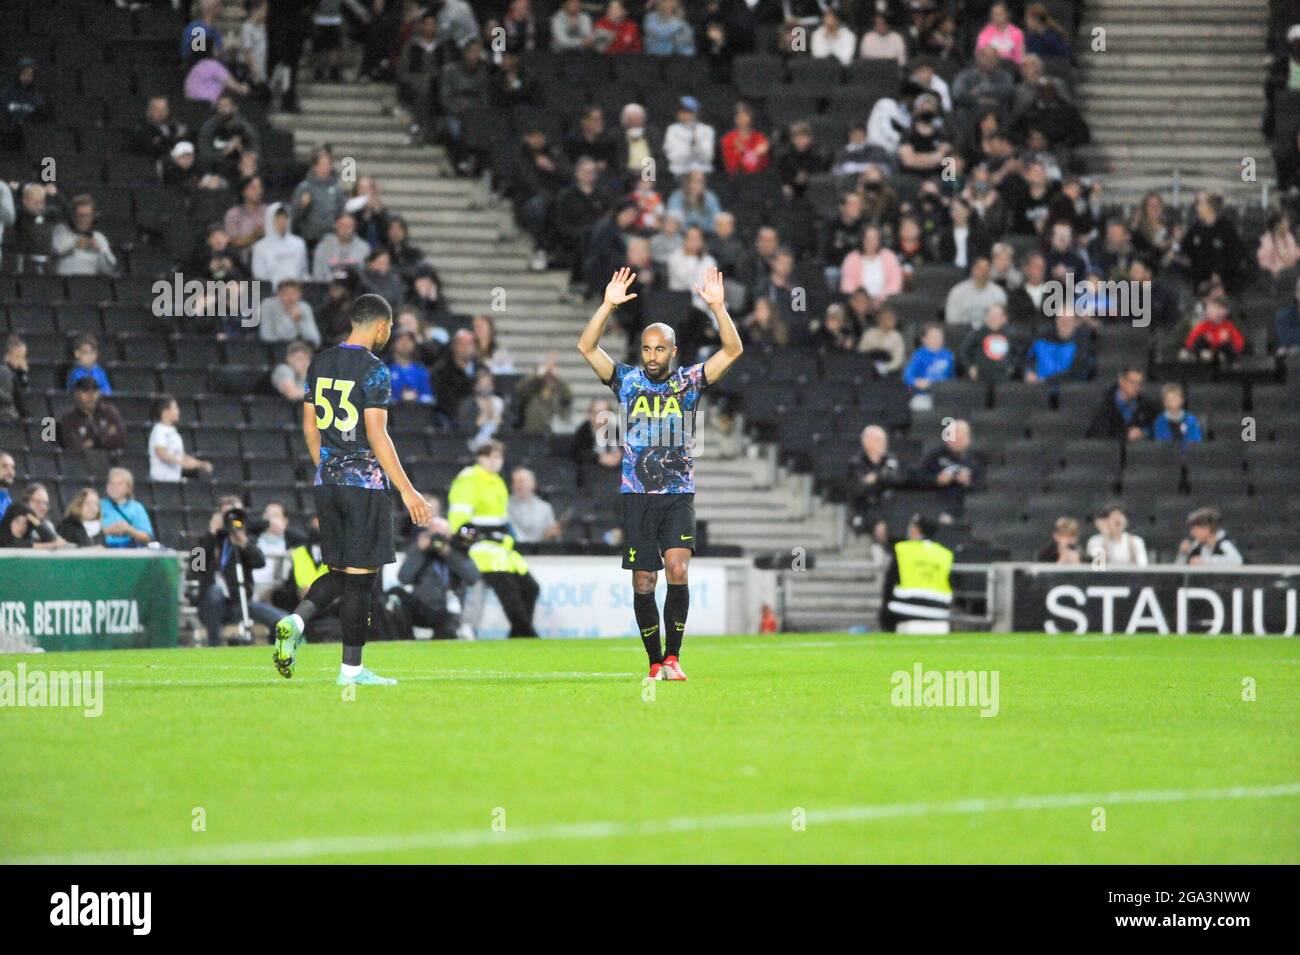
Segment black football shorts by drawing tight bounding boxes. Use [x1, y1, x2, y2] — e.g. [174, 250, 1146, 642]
[313, 484, 396, 570]
[621, 492, 696, 571]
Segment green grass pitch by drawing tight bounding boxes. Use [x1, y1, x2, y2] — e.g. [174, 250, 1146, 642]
[1, 632, 1296, 864]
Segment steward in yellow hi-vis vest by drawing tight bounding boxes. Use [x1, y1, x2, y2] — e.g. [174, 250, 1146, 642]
[447, 440, 540, 637]
[880, 514, 953, 633]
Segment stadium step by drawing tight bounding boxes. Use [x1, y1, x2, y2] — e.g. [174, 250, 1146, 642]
[1072, 0, 1275, 201]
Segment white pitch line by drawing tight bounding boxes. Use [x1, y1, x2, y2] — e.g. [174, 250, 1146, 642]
[5, 782, 1297, 866]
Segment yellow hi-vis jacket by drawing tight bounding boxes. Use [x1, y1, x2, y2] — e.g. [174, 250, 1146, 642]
[885, 538, 954, 622]
[448, 464, 530, 576]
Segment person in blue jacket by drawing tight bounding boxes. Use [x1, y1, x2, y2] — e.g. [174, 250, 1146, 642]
[1024, 311, 1093, 386]
[903, 322, 955, 393]
[1150, 382, 1203, 444]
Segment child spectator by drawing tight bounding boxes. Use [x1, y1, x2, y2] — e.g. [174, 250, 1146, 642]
[1182, 296, 1245, 361]
[1150, 383, 1203, 444]
[1086, 504, 1148, 567]
[387, 328, 436, 404]
[1037, 516, 1082, 563]
[149, 394, 214, 483]
[66, 336, 112, 395]
[903, 322, 955, 397]
[1176, 507, 1243, 566]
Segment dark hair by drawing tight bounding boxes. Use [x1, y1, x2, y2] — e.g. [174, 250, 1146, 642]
[1187, 506, 1221, 530]
[22, 482, 47, 505]
[350, 294, 393, 326]
[71, 333, 98, 352]
[72, 376, 100, 393]
[151, 393, 178, 421]
[475, 439, 505, 459]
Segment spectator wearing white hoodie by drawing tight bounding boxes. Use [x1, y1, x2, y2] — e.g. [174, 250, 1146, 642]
[663, 96, 715, 176]
[251, 203, 308, 288]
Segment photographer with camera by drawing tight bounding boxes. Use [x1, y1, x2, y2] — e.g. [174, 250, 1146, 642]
[193, 500, 282, 646]
[387, 516, 480, 639]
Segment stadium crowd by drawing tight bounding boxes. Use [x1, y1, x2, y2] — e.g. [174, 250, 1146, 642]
[1, 0, 1298, 641]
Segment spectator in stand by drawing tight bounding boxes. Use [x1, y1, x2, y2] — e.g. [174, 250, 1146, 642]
[583, 200, 640, 294]
[1024, 3, 1070, 58]
[194, 504, 281, 645]
[458, 369, 505, 447]
[0, 483, 68, 550]
[820, 191, 865, 288]
[149, 394, 214, 483]
[409, 263, 450, 326]
[511, 125, 571, 273]
[223, 174, 266, 257]
[976, 2, 1025, 64]
[397, 10, 449, 139]
[436, 0, 480, 48]
[1151, 383, 1203, 444]
[1089, 217, 1135, 279]
[181, 0, 224, 61]
[753, 246, 806, 338]
[101, 467, 154, 548]
[291, 147, 345, 247]
[1037, 515, 1082, 563]
[555, 158, 611, 285]
[251, 204, 308, 287]
[643, 0, 695, 55]
[0, 335, 28, 420]
[593, 1, 642, 53]
[395, 304, 447, 364]
[131, 95, 190, 160]
[615, 102, 664, 180]
[258, 278, 321, 346]
[1024, 310, 1093, 385]
[271, 340, 313, 402]
[720, 102, 770, 177]
[903, 322, 955, 397]
[945, 255, 1007, 326]
[1273, 275, 1300, 354]
[571, 396, 623, 486]
[388, 328, 436, 404]
[239, 0, 269, 88]
[1256, 210, 1299, 279]
[472, 314, 514, 375]
[742, 297, 791, 349]
[668, 225, 720, 357]
[360, 248, 407, 307]
[56, 488, 105, 547]
[1085, 367, 1158, 442]
[1181, 296, 1245, 363]
[953, 46, 1014, 113]
[1086, 504, 1148, 567]
[918, 419, 985, 515]
[840, 224, 903, 304]
[848, 424, 904, 540]
[550, 0, 594, 52]
[0, 54, 49, 149]
[252, 501, 291, 588]
[774, 120, 828, 199]
[564, 106, 617, 173]
[14, 182, 64, 273]
[1129, 191, 1176, 269]
[433, 329, 478, 417]
[383, 216, 425, 283]
[0, 451, 14, 515]
[935, 197, 992, 269]
[1044, 220, 1087, 279]
[508, 467, 562, 543]
[1183, 192, 1243, 293]
[1008, 250, 1051, 325]
[666, 172, 722, 235]
[311, 213, 370, 282]
[439, 37, 491, 175]
[66, 335, 112, 395]
[184, 52, 250, 105]
[59, 378, 124, 452]
[1176, 507, 1243, 566]
[897, 97, 953, 176]
[51, 196, 116, 276]
[960, 303, 1021, 383]
[515, 352, 572, 433]
[859, 12, 907, 65]
[663, 96, 715, 176]
[811, 303, 859, 352]
[811, 7, 856, 67]
[859, 305, 906, 373]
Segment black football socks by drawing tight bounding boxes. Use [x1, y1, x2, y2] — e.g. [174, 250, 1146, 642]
[664, 583, 689, 659]
[339, 572, 376, 666]
[633, 590, 663, 665]
[294, 570, 346, 624]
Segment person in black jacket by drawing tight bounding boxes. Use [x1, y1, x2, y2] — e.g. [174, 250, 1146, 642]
[130, 96, 190, 160]
[193, 506, 282, 645]
[916, 419, 986, 518]
[1084, 367, 1159, 442]
[55, 487, 106, 547]
[848, 425, 904, 540]
[388, 517, 481, 638]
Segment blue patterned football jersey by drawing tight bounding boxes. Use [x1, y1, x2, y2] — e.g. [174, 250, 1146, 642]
[304, 343, 392, 490]
[606, 361, 709, 493]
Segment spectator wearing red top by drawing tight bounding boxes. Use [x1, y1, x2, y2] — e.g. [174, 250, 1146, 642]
[1182, 296, 1245, 362]
[593, 1, 642, 54]
[720, 102, 770, 177]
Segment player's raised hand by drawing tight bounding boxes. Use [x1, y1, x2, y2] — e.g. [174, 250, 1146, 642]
[694, 266, 726, 308]
[402, 488, 433, 528]
[603, 268, 638, 307]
